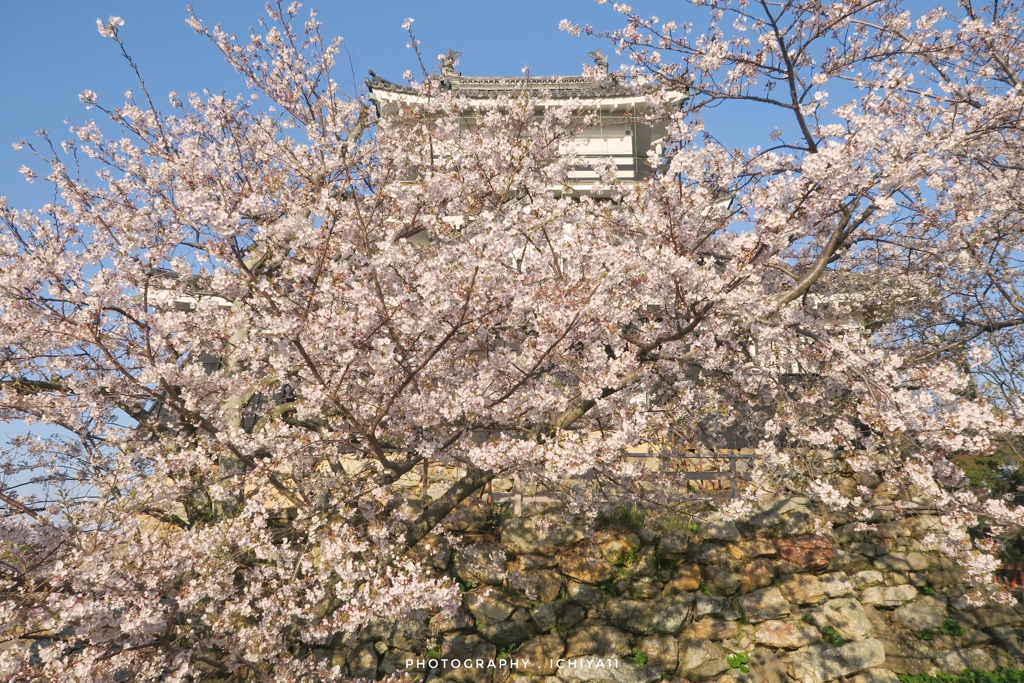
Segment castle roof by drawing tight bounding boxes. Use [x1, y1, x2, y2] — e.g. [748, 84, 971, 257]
[367, 49, 656, 108]
[366, 71, 635, 101]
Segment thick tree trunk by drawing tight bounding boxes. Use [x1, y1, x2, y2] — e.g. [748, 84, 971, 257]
[405, 466, 494, 547]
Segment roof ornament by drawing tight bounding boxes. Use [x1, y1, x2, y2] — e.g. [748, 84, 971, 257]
[440, 49, 462, 77]
[588, 49, 609, 75]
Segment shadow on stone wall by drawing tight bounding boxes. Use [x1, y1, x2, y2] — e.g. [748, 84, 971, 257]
[336, 462, 1024, 682]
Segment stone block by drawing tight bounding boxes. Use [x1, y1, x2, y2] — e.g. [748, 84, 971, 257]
[593, 528, 641, 564]
[777, 572, 853, 605]
[739, 558, 775, 595]
[455, 544, 507, 586]
[691, 544, 740, 567]
[750, 648, 790, 683]
[807, 597, 873, 641]
[479, 620, 537, 647]
[559, 553, 616, 584]
[531, 602, 561, 632]
[507, 554, 559, 571]
[695, 594, 737, 619]
[565, 620, 630, 658]
[728, 539, 777, 560]
[659, 529, 690, 562]
[789, 639, 885, 683]
[665, 564, 702, 594]
[556, 659, 661, 683]
[958, 605, 1024, 629]
[861, 603, 889, 638]
[617, 576, 662, 600]
[858, 584, 917, 608]
[878, 635, 934, 675]
[559, 604, 587, 632]
[430, 605, 475, 633]
[677, 640, 731, 680]
[466, 588, 516, 623]
[348, 643, 378, 679]
[739, 586, 791, 623]
[851, 543, 888, 558]
[753, 619, 821, 649]
[774, 535, 834, 572]
[444, 499, 490, 533]
[847, 668, 901, 683]
[891, 596, 947, 632]
[636, 634, 679, 673]
[933, 648, 998, 673]
[440, 634, 497, 683]
[745, 497, 814, 534]
[850, 570, 884, 587]
[605, 594, 694, 635]
[515, 569, 563, 603]
[703, 565, 743, 595]
[697, 515, 740, 541]
[874, 552, 932, 572]
[379, 648, 414, 676]
[683, 617, 740, 641]
[515, 633, 565, 675]
[567, 581, 606, 610]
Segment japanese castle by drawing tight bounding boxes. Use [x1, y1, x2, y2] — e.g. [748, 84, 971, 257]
[367, 49, 685, 195]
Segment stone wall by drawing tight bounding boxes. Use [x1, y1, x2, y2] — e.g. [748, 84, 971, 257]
[339, 483, 1024, 682]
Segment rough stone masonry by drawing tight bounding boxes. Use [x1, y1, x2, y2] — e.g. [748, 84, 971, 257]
[336, 455, 1024, 682]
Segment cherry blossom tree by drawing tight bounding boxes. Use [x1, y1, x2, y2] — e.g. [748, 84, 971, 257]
[563, 0, 1024, 590]
[3, 0, 1024, 679]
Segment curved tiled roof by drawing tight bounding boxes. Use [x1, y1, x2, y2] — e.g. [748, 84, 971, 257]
[366, 71, 636, 101]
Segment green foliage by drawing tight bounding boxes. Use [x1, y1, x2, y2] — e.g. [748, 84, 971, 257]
[425, 648, 440, 660]
[497, 644, 518, 661]
[921, 584, 937, 596]
[557, 584, 568, 603]
[956, 451, 1024, 501]
[918, 630, 934, 641]
[897, 668, 1024, 683]
[821, 625, 846, 647]
[645, 512, 698, 533]
[621, 549, 638, 566]
[942, 618, 968, 637]
[596, 504, 647, 532]
[629, 647, 648, 667]
[727, 651, 750, 673]
[699, 578, 711, 596]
